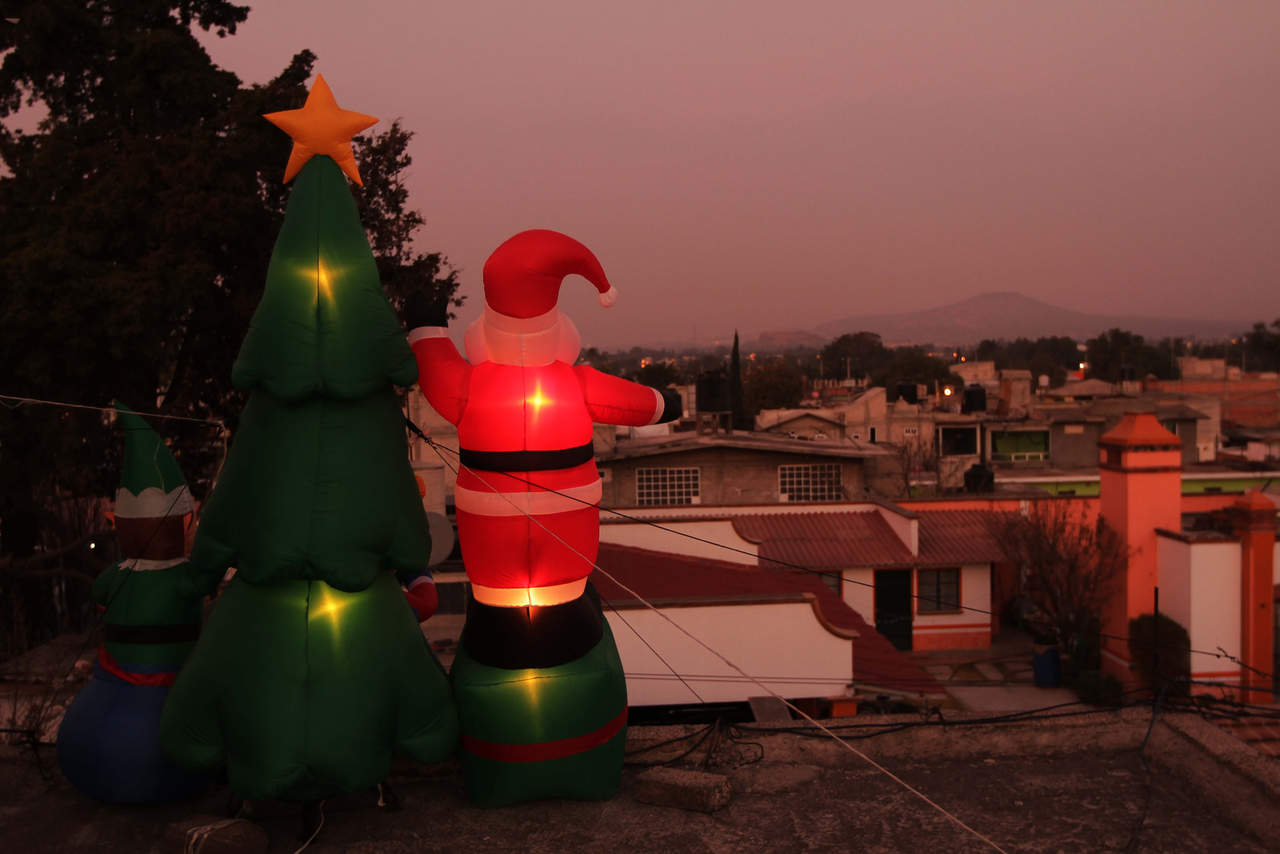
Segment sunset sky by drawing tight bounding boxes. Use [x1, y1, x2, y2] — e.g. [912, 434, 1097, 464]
[198, 1, 1280, 348]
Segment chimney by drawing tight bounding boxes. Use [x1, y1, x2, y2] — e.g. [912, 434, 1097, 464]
[1098, 412, 1182, 683]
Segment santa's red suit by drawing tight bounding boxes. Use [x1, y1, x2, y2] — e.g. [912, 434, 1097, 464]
[409, 230, 679, 608]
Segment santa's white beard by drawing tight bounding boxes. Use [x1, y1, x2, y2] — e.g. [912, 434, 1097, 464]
[464, 306, 582, 366]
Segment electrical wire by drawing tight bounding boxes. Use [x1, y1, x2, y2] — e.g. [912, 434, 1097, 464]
[0, 394, 227, 427]
[291, 801, 325, 854]
[425, 441, 1011, 854]
[413, 429, 1274, 682]
[624, 723, 717, 767]
[602, 598, 707, 705]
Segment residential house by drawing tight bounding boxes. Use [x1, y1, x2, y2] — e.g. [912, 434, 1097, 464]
[732, 509, 1003, 652]
[949, 360, 998, 386]
[599, 501, 1003, 653]
[1149, 362, 1280, 429]
[593, 542, 946, 703]
[595, 430, 894, 507]
[1094, 413, 1275, 701]
[754, 408, 849, 441]
[592, 543, 862, 709]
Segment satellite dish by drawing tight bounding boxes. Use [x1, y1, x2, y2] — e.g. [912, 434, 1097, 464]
[426, 512, 455, 566]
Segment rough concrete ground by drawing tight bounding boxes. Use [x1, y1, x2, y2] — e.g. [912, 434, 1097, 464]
[0, 709, 1275, 854]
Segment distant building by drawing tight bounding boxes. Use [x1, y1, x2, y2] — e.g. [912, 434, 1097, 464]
[596, 430, 893, 507]
[949, 360, 998, 385]
[754, 408, 848, 441]
[1149, 370, 1280, 429]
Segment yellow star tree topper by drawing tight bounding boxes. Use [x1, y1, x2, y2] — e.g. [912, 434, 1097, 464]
[264, 74, 377, 185]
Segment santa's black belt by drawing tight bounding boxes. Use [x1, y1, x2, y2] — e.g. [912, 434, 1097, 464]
[103, 623, 200, 644]
[460, 442, 594, 472]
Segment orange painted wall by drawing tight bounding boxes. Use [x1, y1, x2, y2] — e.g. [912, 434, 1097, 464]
[1233, 494, 1277, 704]
[1100, 446, 1183, 679]
[912, 629, 991, 651]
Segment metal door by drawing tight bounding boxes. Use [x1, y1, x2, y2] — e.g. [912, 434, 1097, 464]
[875, 569, 913, 651]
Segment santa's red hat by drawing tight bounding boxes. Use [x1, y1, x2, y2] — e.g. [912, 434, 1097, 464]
[482, 229, 617, 319]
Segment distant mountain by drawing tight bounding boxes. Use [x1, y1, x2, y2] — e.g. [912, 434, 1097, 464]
[750, 329, 827, 350]
[808, 291, 1249, 347]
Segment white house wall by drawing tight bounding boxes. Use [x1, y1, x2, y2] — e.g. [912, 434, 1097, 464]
[875, 506, 918, 555]
[843, 568, 876, 623]
[843, 564, 993, 649]
[1188, 541, 1243, 684]
[1157, 536, 1193, 635]
[607, 601, 854, 706]
[911, 564, 992, 649]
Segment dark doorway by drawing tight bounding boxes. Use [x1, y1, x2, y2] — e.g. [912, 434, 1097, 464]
[875, 569, 913, 651]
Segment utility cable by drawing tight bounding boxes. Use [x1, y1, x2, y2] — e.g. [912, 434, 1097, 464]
[0, 394, 227, 427]
[603, 597, 708, 705]
[426, 442, 1010, 854]
[413, 430, 1272, 682]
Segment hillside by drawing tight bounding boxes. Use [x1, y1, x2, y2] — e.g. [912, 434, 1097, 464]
[805, 292, 1248, 347]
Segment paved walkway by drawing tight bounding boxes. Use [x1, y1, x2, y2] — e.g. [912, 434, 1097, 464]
[908, 629, 1080, 712]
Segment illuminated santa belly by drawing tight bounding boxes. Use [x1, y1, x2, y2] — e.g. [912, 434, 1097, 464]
[454, 456, 601, 605]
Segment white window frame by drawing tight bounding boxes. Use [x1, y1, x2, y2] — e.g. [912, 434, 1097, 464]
[636, 466, 701, 506]
[778, 463, 844, 502]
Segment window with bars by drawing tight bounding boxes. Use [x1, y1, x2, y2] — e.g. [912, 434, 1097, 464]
[778, 463, 843, 502]
[636, 467, 701, 506]
[917, 569, 960, 613]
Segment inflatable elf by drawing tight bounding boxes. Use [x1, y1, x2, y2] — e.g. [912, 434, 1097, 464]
[56, 403, 209, 803]
[159, 76, 458, 809]
[406, 228, 681, 805]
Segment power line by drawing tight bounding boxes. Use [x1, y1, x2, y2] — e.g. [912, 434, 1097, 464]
[426, 441, 1010, 854]
[0, 394, 227, 427]
[605, 600, 707, 705]
[414, 430, 1272, 680]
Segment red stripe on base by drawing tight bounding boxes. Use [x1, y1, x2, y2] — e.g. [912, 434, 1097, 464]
[461, 707, 628, 763]
[97, 647, 177, 687]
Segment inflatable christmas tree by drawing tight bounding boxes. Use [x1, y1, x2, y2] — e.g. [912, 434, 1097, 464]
[160, 77, 458, 803]
[57, 403, 208, 803]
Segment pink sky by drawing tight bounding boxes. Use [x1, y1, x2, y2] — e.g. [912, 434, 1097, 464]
[198, 1, 1280, 348]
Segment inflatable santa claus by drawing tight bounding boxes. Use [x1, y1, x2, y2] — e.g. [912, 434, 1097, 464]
[407, 229, 680, 805]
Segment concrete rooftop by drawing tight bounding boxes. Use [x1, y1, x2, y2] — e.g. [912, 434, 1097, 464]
[1, 706, 1277, 853]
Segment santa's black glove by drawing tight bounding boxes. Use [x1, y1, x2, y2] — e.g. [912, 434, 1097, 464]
[404, 290, 451, 330]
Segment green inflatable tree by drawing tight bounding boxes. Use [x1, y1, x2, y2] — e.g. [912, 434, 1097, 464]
[160, 77, 458, 803]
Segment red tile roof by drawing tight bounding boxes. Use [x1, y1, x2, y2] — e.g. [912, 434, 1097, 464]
[916, 510, 1009, 566]
[733, 511, 914, 568]
[592, 543, 944, 695]
[729, 509, 1007, 569]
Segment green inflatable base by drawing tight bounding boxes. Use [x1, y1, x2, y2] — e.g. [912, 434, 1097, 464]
[450, 620, 627, 807]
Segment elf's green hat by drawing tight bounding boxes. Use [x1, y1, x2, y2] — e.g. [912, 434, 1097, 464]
[114, 402, 194, 519]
